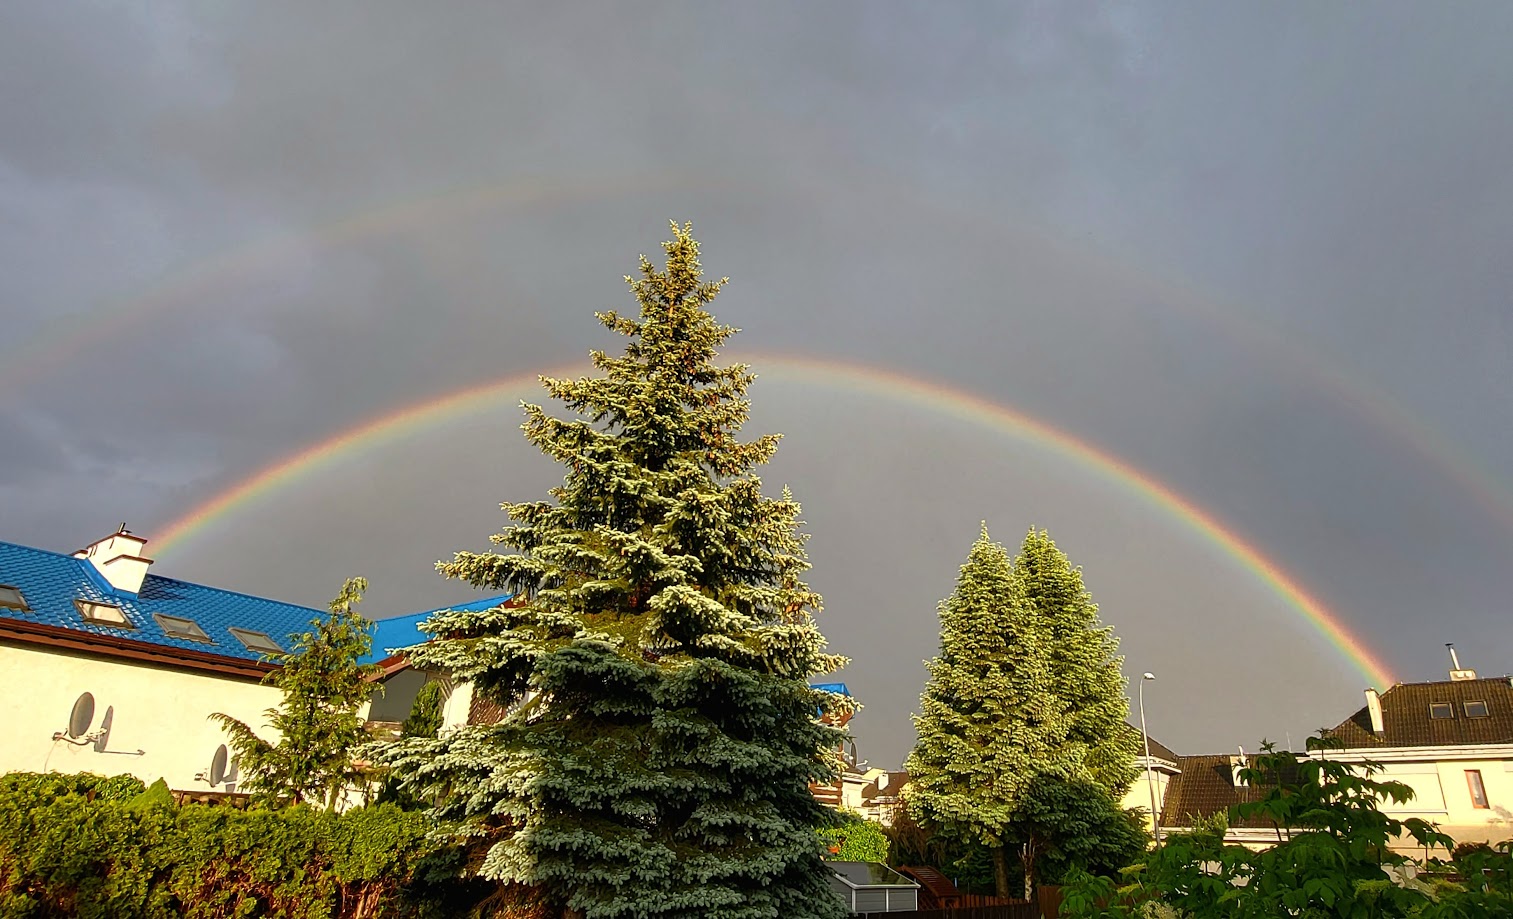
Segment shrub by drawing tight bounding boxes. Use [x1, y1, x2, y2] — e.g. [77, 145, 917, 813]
[0, 771, 461, 918]
[819, 812, 890, 863]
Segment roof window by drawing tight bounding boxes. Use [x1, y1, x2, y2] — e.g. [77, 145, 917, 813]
[76, 599, 132, 627]
[228, 627, 284, 655]
[1430, 702, 1454, 720]
[1465, 700, 1490, 718]
[0, 584, 28, 611]
[153, 612, 212, 643]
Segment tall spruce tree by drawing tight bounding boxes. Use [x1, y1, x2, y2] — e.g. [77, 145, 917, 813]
[213, 577, 381, 809]
[1009, 528, 1137, 796]
[378, 224, 849, 919]
[906, 526, 1140, 898]
[905, 526, 1083, 898]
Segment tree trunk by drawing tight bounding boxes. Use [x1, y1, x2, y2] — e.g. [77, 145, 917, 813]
[993, 844, 1012, 899]
[1021, 839, 1036, 901]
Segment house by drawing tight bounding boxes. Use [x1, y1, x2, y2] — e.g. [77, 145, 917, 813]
[360, 594, 517, 730]
[1151, 650, 1513, 853]
[1321, 650, 1513, 851]
[1121, 726, 1182, 837]
[0, 528, 499, 795]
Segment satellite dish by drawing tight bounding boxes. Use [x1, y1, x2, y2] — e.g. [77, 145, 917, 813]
[67, 693, 95, 740]
[209, 745, 228, 786]
[91, 706, 114, 753]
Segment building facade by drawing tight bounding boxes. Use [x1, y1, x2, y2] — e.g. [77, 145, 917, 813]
[1, 528, 500, 795]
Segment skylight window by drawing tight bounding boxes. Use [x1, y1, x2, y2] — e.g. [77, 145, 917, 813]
[76, 599, 132, 627]
[153, 612, 212, 643]
[1430, 702, 1454, 720]
[228, 627, 284, 655]
[1465, 700, 1490, 718]
[0, 584, 28, 611]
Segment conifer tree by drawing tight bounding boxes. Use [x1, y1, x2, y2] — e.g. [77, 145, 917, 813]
[1010, 528, 1137, 796]
[905, 526, 1083, 898]
[378, 224, 849, 919]
[906, 527, 1140, 898]
[214, 577, 381, 809]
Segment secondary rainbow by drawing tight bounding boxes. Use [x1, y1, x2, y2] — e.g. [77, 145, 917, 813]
[150, 353, 1396, 689]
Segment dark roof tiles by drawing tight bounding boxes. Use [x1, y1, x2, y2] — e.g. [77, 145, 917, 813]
[1327, 677, 1513, 749]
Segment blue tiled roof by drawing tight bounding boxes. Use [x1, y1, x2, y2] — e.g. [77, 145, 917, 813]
[361, 594, 515, 665]
[811, 682, 851, 696]
[0, 540, 326, 662]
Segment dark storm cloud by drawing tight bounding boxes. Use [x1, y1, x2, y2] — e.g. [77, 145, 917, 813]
[5, 1, 1513, 766]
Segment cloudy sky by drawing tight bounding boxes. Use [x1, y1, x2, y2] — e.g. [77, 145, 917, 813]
[5, 2, 1513, 768]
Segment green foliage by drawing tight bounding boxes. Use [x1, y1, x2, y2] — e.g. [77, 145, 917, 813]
[0, 771, 449, 918]
[400, 682, 445, 740]
[375, 223, 849, 918]
[1054, 735, 1513, 919]
[1011, 528, 1137, 797]
[905, 526, 1138, 898]
[1010, 776, 1148, 886]
[213, 577, 383, 809]
[819, 813, 890, 863]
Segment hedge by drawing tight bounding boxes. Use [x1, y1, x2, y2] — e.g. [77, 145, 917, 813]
[0, 772, 475, 919]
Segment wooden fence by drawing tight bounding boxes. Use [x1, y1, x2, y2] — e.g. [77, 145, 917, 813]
[860, 899, 1039, 919]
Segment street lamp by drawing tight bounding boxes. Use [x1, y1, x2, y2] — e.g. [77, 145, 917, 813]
[1139, 672, 1161, 847]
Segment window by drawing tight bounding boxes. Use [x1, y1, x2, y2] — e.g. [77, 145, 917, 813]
[1430, 702, 1454, 719]
[0, 584, 28, 611]
[228, 627, 283, 655]
[153, 612, 212, 643]
[76, 599, 132, 626]
[1465, 700, 1490, 718]
[1467, 770, 1490, 809]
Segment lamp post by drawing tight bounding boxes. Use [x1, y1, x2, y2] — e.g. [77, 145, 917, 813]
[1139, 672, 1161, 847]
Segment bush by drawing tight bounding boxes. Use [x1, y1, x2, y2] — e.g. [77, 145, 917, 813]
[818, 812, 890, 863]
[0, 771, 465, 918]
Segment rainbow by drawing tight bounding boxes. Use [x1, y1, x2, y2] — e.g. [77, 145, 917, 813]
[8, 168, 1512, 534]
[0, 171, 711, 399]
[150, 353, 1396, 689]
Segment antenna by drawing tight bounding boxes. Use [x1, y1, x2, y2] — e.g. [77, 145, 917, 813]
[1448, 643, 1462, 671]
[53, 692, 106, 745]
[196, 745, 230, 786]
[92, 706, 114, 753]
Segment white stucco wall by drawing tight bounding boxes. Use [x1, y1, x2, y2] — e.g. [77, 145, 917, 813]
[1373, 755, 1513, 847]
[3, 642, 282, 792]
[1122, 764, 1175, 837]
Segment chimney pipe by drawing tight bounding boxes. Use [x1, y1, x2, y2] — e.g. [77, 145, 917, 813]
[1447, 643, 1478, 681]
[1365, 688, 1384, 734]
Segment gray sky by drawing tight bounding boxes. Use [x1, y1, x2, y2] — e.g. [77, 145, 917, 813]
[5, 2, 1513, 768]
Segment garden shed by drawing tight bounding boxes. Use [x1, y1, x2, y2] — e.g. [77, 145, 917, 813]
[826, 860, 920, 913]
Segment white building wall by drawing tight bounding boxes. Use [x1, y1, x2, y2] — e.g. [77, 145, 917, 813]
[1122, 765, 1174, 836]
[3, 643, 282, 792]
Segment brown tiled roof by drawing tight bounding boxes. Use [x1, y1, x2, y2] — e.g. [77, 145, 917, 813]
[1327, 677, 1513, 749]
[1122, 722, 1180, 764]
[1158, 754, 1299, 830]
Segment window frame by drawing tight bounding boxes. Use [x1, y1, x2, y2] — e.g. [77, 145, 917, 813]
[0, 584, 28, 611]
[1466, 769, 1490, 809]
[152, 612, 213, 643]
[1429, 702, 1454, 720]
[75, 599, 133, 628]
[1464, 700, 1490, 718]
[227, 626, 284, 655]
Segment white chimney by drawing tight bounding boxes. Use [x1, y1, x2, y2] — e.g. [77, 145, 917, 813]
[1365, 688, 1385, 734]
[74, 525, 152, 594]
[1447, 644, 1477, 681]
[1231, 747, 1249, 787]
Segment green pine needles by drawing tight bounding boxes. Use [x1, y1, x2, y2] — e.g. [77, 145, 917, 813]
[906, 526, 1138, 898]
[213, 577, 382, 810]
[378, 224, 850, 919]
